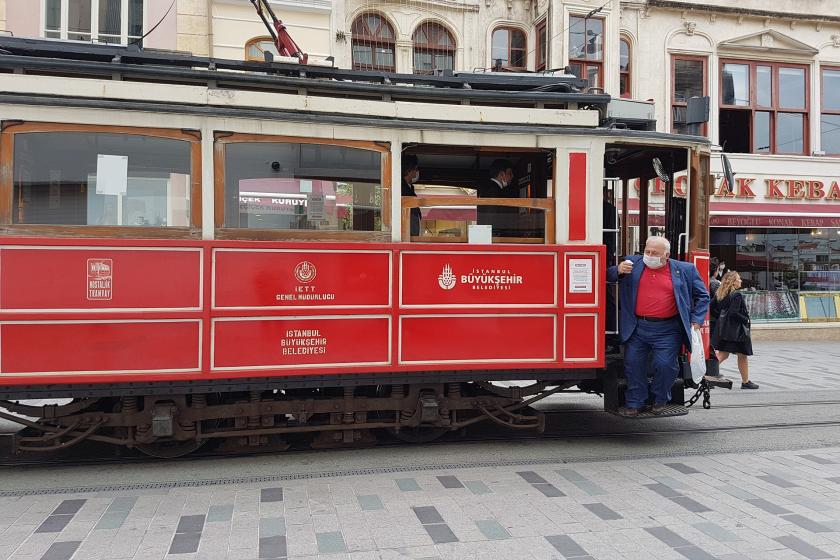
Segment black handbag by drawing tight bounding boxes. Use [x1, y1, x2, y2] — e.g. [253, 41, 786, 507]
[716, 303, 748, 343]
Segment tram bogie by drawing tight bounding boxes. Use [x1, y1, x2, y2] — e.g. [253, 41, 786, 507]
[0, 38, 715, 457]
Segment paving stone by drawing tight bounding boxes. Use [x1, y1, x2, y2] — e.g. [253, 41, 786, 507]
[356, 495, 383, 511]
[412, 506, 444, 525]
[779, 513, 832, 533]
[517, 471, 548, 484]
[423, 523, 458, 544]
[645, 526, 692, 548]
[38, 540, 81, 560]
[646, 483, 682, 498]
[260, 488, 284, 503]
[798, 455, 835, 465]
[692, 521, 740, 542]
[176, 514, 206, 534]
[545, 534, 589, 557]
[463, 481, 492, 495]
[475, 519, 510, 540]
[52, 500, 86, 515]
[533, 483, 565, 497]
[316, 531, 348, 553]
[582, 503, 622, 520]
[774, 535, 833, 559]
[758, 475, 799, 489]
[670, 496, 712, 513]
[675, 545, 719, 560]
[169, 531, 202, 554]
[35, 514, 73, 534]
[666, 463, 702, 474]
[436, 476, 464, 489]
[259, 517, 285, 538]
[746, 498, 793, 515]
[258, 535, 287, 559]
[206, 504, 234, 523]
[396, 479, 421, 492]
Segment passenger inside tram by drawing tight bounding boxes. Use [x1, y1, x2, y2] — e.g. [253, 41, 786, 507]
[401, 147, 552, 242]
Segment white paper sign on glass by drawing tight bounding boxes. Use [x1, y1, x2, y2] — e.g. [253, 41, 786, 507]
[95, 154, 129, 196]
[306, 193, 325, 221]
[569, 258, 593, 293]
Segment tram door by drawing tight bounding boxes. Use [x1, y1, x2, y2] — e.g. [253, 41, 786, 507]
[655, 155, 690, 262]
[603, 178, 621, 340]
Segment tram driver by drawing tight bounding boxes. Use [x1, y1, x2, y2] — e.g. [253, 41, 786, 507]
[477, 159, 519, 236]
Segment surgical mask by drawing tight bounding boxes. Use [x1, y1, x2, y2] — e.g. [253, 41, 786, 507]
[413, 171, 420, 184]
[643, 254, 665, 269]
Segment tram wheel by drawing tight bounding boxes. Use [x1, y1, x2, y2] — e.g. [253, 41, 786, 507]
[386, 426, 449, 443]
[135, 438, 207, 459]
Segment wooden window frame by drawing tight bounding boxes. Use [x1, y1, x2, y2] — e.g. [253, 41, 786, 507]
[244, 36, 277, 62]
[719, 58, 810, 155]
[670, 54, 708, 135]
[351, 12, 396, 72]
[491, 26, 528, 72]
[412, 21, 456, 75]
[213, 133, 392, 242]
[568, 15, 604, 89]
[619, 37, 631, 99]
[821, 65, 840, 156]
[535, 19, 547, 72]
[0, 121, 201, 239]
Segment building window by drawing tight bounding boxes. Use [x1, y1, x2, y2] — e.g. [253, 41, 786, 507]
[535, 19, 547, 72]
[719, 60, 809, 155]
[245, 37, 279, 62]
[568, 15, 603, 88]
[619, 37, 631, 98]
[4, 123, 199, 233]
[671, 54, 707, 135]
[351, 13, 396, 72]
[491, 27, 527, 71]
[821, 67, 840, 155]
[412, 22, 455, 75]
[43, 0, 144, 45]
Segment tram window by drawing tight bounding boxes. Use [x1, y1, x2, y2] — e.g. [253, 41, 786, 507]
[9, 130, 193, 228]
[222, 141, 384, 233]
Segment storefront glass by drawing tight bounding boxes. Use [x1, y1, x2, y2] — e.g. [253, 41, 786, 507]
[711, 228, 840, 322]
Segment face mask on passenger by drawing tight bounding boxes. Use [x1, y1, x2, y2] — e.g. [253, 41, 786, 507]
[643, 254, 665, 269]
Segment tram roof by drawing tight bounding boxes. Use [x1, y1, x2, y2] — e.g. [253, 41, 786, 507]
[0, 37, 610, 107]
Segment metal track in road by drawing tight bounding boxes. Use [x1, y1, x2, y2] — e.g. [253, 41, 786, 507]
[2, 400, 840, 475]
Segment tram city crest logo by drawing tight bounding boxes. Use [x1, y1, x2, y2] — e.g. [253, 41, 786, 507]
[86, 258, 113, 301]
[438, 264, 457, 290]
[294, 261, 317, 283]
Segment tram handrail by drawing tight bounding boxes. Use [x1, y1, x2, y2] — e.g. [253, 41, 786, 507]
[400, 196, 555, 243]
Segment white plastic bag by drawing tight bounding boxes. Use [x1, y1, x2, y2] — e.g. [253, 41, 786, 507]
[689, 329, 706, 383]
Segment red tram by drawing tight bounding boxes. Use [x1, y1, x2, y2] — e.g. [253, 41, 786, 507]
[0, 38, 714, 457]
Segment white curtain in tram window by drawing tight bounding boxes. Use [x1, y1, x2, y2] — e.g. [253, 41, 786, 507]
[168, 173, 190, 227]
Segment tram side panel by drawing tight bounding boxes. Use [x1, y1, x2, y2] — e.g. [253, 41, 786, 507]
[0, 239, 605, 388]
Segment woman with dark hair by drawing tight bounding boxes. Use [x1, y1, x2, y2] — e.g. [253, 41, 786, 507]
[710, 271, 758, 389]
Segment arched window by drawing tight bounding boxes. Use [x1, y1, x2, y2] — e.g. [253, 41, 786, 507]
[491, 27, 527, 71]
[620, 37, 632, 98]
[245, 37, 279, 62]
[413, 22, 455, 75]
[351, 13, 396, 72]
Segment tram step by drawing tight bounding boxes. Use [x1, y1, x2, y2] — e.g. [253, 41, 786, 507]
[704, 375, 735, 390]
[607, 404, 689, 419]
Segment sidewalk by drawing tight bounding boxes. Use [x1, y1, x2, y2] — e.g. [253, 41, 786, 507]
[716, 341, 840, 392]
[2, 445, 840, 560]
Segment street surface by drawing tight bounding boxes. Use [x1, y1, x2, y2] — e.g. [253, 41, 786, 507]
[1, 341, 840, 560]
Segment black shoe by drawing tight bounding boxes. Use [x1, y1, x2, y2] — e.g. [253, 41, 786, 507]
[741, 381, 759, 389]
[651, 403, 668, 415]
[618, 406, 643, 417]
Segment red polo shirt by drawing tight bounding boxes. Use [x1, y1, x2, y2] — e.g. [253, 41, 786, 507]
[635, 263, 679, 318]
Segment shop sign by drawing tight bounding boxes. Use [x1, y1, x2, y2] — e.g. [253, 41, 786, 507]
[631, 176, 840, 202]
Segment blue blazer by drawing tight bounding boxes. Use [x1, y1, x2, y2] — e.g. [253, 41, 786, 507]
[607, 255, 710, 344]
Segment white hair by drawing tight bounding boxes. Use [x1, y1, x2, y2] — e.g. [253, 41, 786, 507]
[645, 235, 671, 253]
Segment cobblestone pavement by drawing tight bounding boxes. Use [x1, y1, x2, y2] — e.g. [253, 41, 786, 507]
[2, 340, 840, 560]
[3, 447, 840, 560]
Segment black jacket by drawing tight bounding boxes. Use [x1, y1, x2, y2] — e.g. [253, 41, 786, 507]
[476, 178, 518, 235]
[401, 179, 421, 237]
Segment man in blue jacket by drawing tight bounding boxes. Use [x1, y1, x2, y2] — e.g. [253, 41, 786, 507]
[606, 236, 709, 416]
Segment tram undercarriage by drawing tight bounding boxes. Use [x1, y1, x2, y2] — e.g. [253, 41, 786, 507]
[0, 379, 583, 458]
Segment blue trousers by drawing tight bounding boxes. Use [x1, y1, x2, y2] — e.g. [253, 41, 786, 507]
[623, 318, 684, 408]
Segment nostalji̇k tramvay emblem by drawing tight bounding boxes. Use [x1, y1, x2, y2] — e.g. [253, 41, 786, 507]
[438, 264, 457, 290]
[294, 261, 317, 283]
